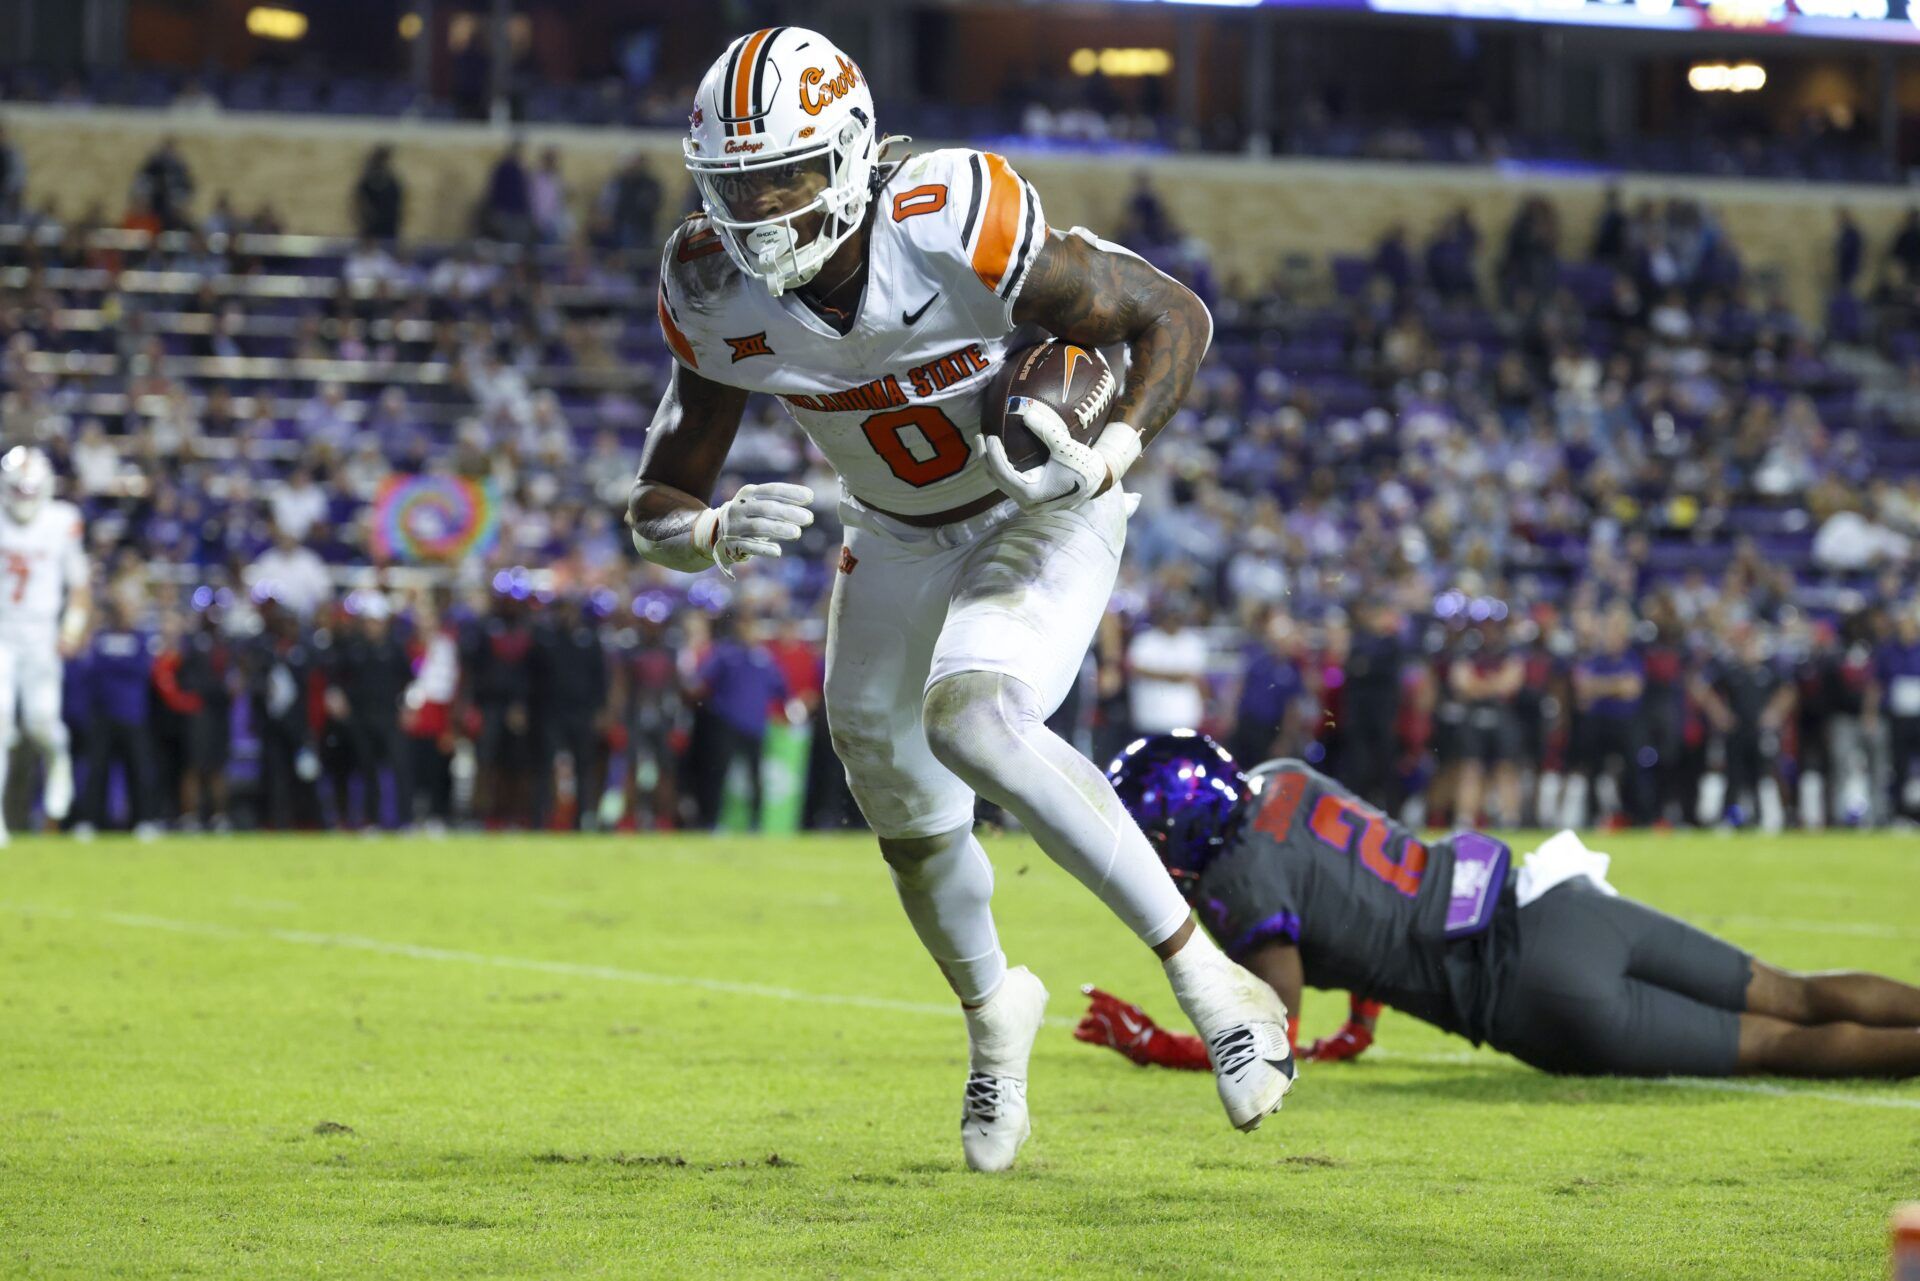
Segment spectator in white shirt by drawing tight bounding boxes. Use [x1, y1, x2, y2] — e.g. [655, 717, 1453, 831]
[71, 418, 124, 496]
[247, 529, 332, 619]
[1126, 598, 1212, 735]
[269, 466, 329, 540]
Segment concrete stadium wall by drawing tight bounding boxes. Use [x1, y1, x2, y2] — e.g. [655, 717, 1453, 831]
[6, 104, 1916, 316]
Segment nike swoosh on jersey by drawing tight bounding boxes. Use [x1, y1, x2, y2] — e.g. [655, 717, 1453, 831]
[902, 293, 939, 326]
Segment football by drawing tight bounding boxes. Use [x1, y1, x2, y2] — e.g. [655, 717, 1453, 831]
[981, 339, 1119, 471]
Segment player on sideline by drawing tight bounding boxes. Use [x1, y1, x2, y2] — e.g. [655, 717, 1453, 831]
[1078, 733, 1920, 1080]
[626, 28, 1292, 1168]
[0, 446, 88, 845]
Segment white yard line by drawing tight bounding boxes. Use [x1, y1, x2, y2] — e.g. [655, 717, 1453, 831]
[9, 902, 1920, 1112]
[1708, 915, 1920, 941]
[1652, 1077, 1920, 1111]
[8, 903, 965, 1020]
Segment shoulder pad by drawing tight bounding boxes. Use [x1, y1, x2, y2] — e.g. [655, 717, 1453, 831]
[885, 148, 1047, 306]
[50, 500, 83, 536]
[660, 213, 733, 304]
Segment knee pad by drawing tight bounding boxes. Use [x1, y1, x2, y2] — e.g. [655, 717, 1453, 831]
[921, 671, 1039, 781]
[879, 829, 966, 880]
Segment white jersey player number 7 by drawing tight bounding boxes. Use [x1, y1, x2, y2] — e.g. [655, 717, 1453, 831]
[0, 454, 87, 646]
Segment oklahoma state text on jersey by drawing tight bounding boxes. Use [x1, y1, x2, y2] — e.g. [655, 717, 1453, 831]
[657, 148, 1050, 517]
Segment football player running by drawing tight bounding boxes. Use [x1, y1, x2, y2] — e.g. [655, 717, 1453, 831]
[1079, 734, 1920, 1081]
[0, 446, 89, 844]
[628, 28, 1292, 1169]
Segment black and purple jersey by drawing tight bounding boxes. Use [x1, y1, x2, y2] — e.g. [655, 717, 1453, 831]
[1194, 760, 1511, 1042]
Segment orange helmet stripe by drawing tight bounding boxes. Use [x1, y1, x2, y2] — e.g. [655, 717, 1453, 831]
[730, 28, 776, 136]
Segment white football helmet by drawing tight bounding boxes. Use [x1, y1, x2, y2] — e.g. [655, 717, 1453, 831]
[684, 27, 890, 297]
[0, 445, 52, 523]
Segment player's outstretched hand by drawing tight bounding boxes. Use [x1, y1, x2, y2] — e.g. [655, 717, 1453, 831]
[1074, 985, 1213, 1071]
[981, 399, 1109, 516]
[1302, 1020, 1374, 1064]
[1073, 985, 1160, 1065]
[694, 482, 814, 573]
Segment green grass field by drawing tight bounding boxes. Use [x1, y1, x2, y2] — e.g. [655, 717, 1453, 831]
[3, 829, 1918, 1279]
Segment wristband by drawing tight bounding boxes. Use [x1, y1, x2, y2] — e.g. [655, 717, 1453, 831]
[690, 507, 721, 556]
[1093, 422, 1142, 485]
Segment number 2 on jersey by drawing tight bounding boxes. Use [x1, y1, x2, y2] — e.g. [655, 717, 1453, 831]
[1253, 772, 1427, 897]
[860, 405, 970, 488]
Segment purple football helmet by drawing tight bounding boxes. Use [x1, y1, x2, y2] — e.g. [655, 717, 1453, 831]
[1106, 731, 1247, 892]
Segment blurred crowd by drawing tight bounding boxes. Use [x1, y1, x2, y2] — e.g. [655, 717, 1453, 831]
[3, 139, 1920, 833]
[0, 58, 1898, 185]
[28, 588, 851, 836]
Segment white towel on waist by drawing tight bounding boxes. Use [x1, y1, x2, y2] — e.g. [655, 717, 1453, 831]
[1515, 829, 1620, 908]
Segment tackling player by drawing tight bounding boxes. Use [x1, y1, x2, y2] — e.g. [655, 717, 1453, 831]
[626, 28, 1292, 1170]
[0, 446, 88, 844]
[1078, 733, 1920, 1080]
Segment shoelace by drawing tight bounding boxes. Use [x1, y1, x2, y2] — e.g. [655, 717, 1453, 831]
[962, 1073, 1002, 1124]
[1207, 1025, 1260, 1079]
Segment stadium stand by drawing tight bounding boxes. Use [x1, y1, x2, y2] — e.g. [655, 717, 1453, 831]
[2, 111, 1918, 837]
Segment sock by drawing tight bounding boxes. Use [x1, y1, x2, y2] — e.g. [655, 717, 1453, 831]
[1536, 771, 1561, 830]
[1800, 770, 1826, 830]
[1698, 772, 1726, 825]
[1559, 774, 1588, 830]
[1163, 924, 1225, 991]
[881, 827, 1007, 1006]
[923, 671, 1191, 948]
[1161, 927, 1236, 1035]
[1759, 778, 1785, 834]
[963, 967, 1041, 1075]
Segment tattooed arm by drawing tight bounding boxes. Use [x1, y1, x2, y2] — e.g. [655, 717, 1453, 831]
[1012, 229, 1213, 452]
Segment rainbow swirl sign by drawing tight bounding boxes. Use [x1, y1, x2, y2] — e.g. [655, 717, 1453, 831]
[372, 474, 500, 564]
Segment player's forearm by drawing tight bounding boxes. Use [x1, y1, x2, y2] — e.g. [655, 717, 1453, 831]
[625, 480, 715, 574]
[1111, 285, 1211, 448]
[1013, 232, 1211, 449]
[60, 582, 92, 650]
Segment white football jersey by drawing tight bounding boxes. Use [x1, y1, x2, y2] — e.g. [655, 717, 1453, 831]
[0, 499, 85, 636]
[659, 147, 1053, 518]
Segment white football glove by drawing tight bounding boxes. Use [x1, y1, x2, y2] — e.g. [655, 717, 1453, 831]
[981, 398, 1142, 516]
[691, 482, 815, 575]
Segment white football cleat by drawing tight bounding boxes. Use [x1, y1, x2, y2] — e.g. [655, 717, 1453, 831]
[960, 965, 1048, 1172]
[42, 751, 73, 822]
[1172, 951, 1297, 1132]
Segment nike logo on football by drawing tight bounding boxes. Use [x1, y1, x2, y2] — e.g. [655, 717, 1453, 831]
[1062, 344, 1087, 399]
[902, 293, 938, 326]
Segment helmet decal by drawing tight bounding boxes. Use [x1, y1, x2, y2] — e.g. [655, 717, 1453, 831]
[720, 26, 785, 137]
[799, 56, 861, 116]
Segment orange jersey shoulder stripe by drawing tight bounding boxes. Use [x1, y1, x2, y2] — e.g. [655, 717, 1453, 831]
[969, 152, 1025, 293]
[657, 285, 697, 370]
